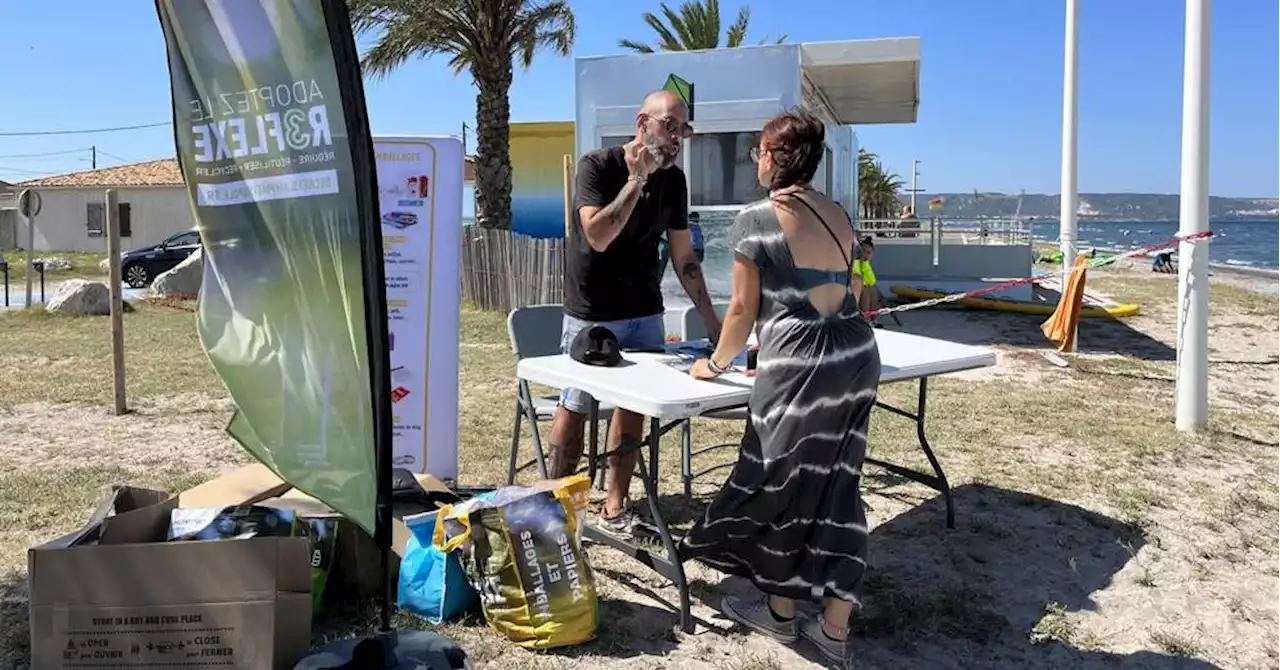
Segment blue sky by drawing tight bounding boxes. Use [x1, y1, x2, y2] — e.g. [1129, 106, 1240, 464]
[0, 0, 1275, 196]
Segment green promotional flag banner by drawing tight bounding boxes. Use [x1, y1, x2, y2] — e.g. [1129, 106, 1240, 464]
[156, 0, 381, 533]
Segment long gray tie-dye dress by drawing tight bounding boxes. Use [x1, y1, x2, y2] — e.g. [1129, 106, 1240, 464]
[680, 197, 881, 606]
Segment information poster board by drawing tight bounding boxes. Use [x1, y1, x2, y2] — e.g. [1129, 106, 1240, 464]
[373, 136, 463, 479]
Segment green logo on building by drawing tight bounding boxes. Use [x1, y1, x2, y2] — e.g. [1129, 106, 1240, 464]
[663, 73, 694, 121]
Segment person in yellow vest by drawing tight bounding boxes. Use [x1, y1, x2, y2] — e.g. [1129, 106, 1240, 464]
[852, 236, 885, 326]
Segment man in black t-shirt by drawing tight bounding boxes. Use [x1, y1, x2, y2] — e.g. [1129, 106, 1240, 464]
[549, 90, 721, 536]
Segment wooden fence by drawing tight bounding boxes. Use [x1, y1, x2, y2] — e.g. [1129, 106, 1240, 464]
[460, 225, 565, 312]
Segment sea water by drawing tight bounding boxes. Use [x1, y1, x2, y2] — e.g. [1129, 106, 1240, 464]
[659, 214, 1278, 305]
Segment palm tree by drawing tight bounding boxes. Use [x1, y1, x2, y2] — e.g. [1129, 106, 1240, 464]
[857, 148, 903, 220]
[618, 0, 785, 53]
[349, 0, 575, 230]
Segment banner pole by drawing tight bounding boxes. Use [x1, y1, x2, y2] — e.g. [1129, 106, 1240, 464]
[322, 0, 396, 632]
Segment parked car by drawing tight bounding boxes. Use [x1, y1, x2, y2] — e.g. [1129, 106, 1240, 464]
[121, 229, 201, 288]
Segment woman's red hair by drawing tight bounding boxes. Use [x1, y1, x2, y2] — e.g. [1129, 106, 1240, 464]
[760, 108, 825, 191]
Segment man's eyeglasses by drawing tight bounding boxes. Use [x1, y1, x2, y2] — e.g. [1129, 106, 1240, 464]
[649, 114, 693, 138]
[749, 147, 763, 163]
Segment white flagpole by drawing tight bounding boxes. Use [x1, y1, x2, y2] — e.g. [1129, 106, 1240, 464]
[1059, 0, 1079, 277]
[1175, 0, 1211, 431]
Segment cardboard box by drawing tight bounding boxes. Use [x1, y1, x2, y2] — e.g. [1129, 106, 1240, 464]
[181, 464, 468, 603]
[177, 464, 293, 509]
[28, 485, 311, 669]
[181, 464, 455, 555]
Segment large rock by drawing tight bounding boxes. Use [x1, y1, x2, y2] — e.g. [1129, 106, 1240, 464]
[46, 279, 111, 316]
[151, 247, 203, 298]
[36, 256, 72, 271]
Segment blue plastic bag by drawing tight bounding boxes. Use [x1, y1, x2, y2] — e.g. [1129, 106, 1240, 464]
[397, 511, 477, 624]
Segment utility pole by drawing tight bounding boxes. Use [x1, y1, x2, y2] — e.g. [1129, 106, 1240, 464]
[1175, 0, 1210, 431]
[906, 159, 922, 214]
[461, 123, 468, 155]
[91, 146, 97, 170]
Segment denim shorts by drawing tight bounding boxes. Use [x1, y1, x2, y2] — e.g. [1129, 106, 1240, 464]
[559, 312, 666, 414]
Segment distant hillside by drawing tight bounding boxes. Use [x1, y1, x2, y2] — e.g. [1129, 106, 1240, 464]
[913, 193, 1279, 221]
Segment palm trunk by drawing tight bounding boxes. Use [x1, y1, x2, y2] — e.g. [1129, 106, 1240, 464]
[473, 70, 514, 230]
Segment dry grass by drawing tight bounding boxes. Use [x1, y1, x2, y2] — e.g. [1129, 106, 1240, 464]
[0, 267, 1276, 669]
[0, 250, 106, 282]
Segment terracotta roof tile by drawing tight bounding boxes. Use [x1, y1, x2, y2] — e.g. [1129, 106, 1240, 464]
[17, 159, 184, 188]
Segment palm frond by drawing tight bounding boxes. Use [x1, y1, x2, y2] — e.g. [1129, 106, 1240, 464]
[510, 1, 575, 70]
[618, 38, 655, 53]
[624, 0, 783, 53]
[640, 11, 684, 51]
[659, 3, 698, 49]
[348, 0, 478, 78]
[702, 0, 721, 48]
[724, 5, 749, 48]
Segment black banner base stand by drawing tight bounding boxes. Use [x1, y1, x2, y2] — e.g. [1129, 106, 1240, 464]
[294, 630, 471, 669]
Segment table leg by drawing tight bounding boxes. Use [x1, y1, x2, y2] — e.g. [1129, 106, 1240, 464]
[581, 417, 694, 633]
[587, 400, 600, 486]
[864, 377, 955, 528]
[518, 380, 550, 479]
[507, 397, 523, 485]
[913, 378, 955, 528]
[639, 417, 692, 632]
[680, 420, 693, 504]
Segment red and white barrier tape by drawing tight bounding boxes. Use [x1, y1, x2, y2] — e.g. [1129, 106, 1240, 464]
[864, 230, 1214, 318]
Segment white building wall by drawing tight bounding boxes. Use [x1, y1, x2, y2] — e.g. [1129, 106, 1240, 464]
[800, 74, 857, 220]
[574, 45, 803, 158]
[575, 46, 805, 213]
[574, 46, 863, 221]
[0, 210, 16, 250]
[30, 187, 196, 253]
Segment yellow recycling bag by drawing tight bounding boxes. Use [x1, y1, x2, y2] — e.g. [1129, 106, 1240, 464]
[435, 475, 598, 649]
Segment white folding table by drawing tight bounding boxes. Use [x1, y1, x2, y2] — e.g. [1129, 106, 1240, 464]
[514, 329, 996, 633]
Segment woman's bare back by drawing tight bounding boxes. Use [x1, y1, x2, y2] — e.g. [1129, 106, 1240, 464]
[769, 190, 858, 316]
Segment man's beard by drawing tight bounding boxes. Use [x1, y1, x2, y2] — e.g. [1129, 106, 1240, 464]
[643, 132, 680, 170]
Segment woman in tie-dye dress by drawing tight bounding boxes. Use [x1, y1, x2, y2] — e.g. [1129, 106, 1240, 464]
[684, 109, 880, 668]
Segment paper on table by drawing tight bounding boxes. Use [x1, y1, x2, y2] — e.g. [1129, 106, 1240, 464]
[661, 345, 749, 374]
[663, 358, 694, 373]
[665, 339, 714, 358]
